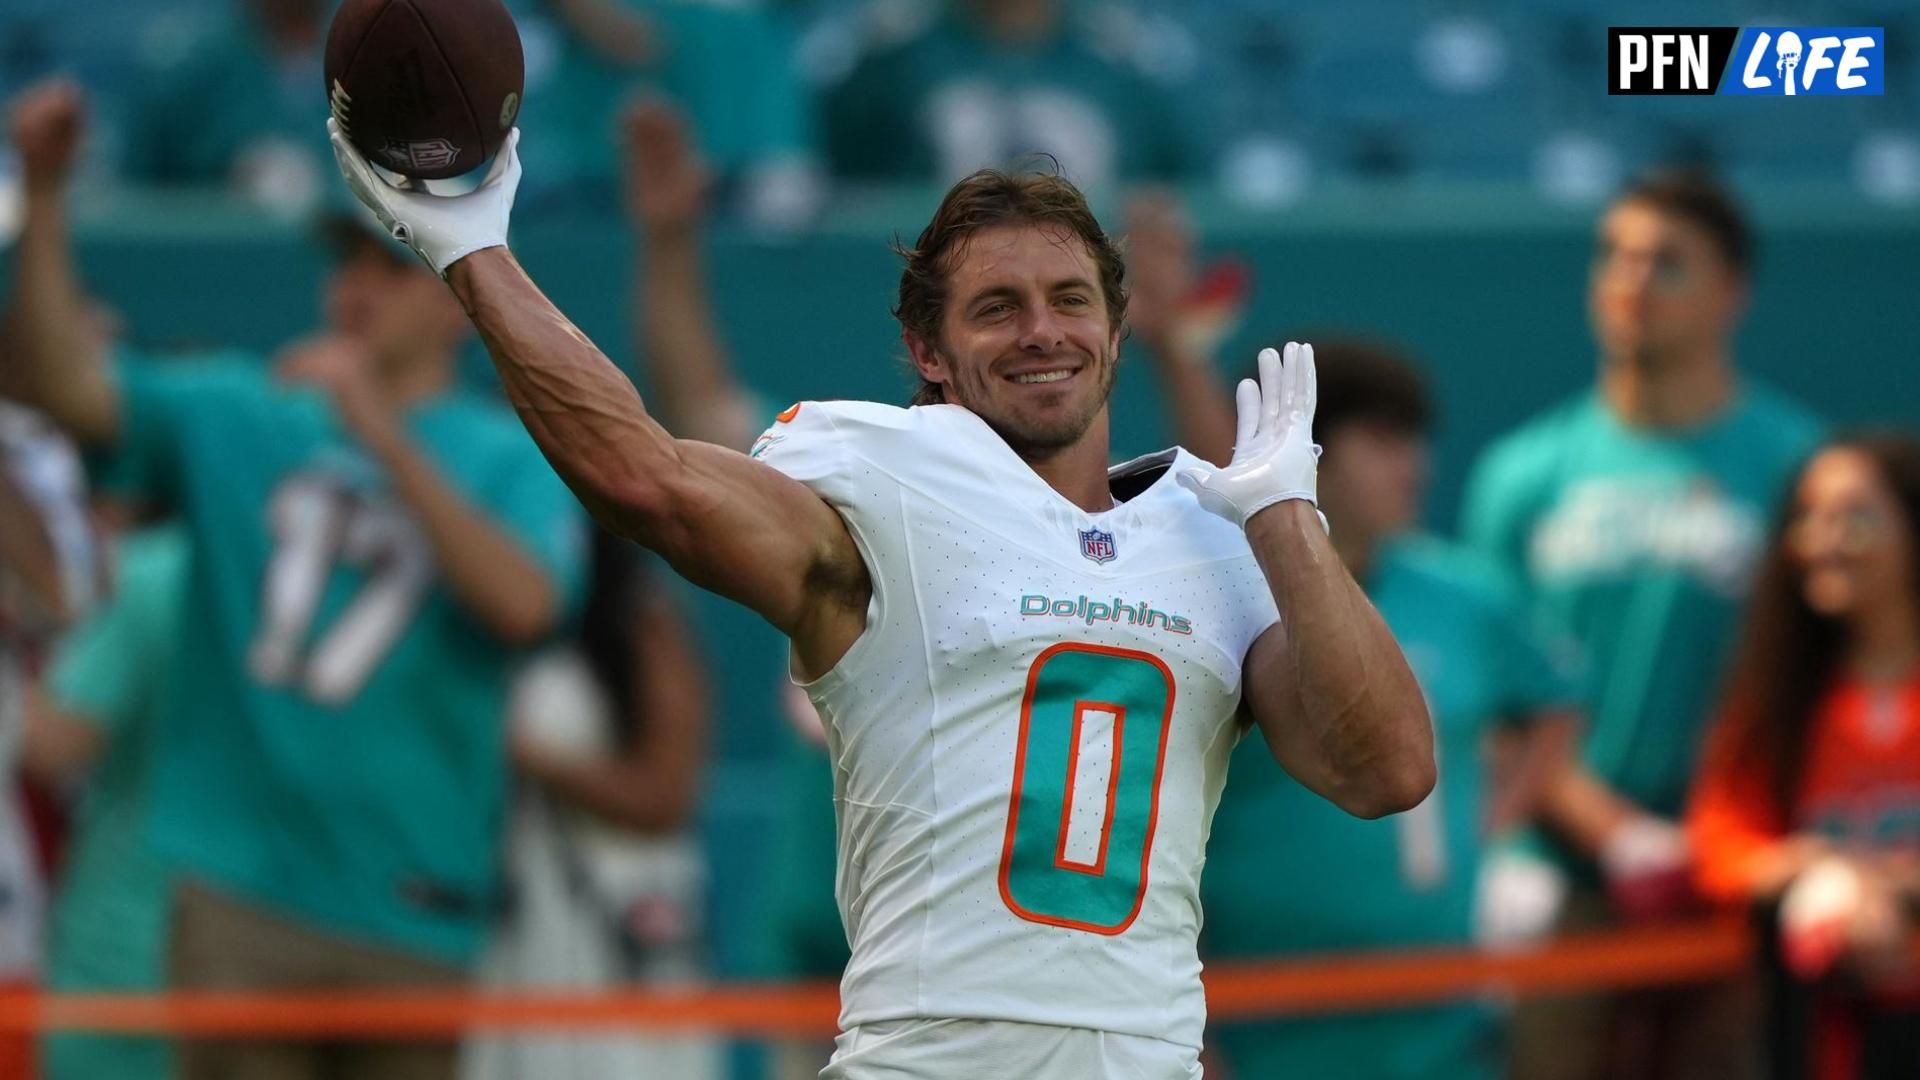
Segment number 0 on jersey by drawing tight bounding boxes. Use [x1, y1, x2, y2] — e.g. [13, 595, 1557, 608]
[999, 643, 1176, 934]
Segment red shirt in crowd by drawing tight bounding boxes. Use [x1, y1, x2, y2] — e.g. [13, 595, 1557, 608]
[1691, 674, 1920, 902]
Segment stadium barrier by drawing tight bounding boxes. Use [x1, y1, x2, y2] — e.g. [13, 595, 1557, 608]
[3, 915, 1912, 1039]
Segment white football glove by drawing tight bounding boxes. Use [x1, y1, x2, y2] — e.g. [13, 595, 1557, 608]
[327, 118, 522, 277]
[1177, 342, 1326, 530]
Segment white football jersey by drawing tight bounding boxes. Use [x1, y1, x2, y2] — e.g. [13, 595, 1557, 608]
[755, 401, 1280, 1050]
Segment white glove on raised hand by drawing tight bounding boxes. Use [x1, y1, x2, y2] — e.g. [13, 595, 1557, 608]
[327, 118, 522, 277]
[1177, 342, 1325, 530]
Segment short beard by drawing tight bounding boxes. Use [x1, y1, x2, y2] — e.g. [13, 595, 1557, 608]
[945, 345, 1119, 460]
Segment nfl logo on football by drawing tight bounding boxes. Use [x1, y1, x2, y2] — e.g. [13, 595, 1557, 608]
[1079, 528, 1117, 565]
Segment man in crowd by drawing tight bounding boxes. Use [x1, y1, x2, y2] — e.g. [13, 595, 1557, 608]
[1462, 170, 1824, 1080]
[1129, 202, 1581, 1080]
[6, 79, 585, 1080]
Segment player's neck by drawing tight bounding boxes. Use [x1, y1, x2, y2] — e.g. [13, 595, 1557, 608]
[1019, 424, 1117, 514]
[1600, 347, 1735, 431]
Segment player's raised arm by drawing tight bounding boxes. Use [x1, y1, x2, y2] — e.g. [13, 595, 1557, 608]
[1181, 344, 1435, 818]
[2, 81, 121, 444]
[327, 125, 867, 670]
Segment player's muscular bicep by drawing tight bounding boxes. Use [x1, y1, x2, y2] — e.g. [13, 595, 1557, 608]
[640, 440, 869, 665]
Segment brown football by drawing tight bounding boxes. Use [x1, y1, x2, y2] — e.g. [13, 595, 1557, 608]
[325, 0, 524, 181]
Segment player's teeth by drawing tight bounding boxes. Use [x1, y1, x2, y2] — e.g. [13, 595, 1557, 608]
[1013, 370, 1073, 384]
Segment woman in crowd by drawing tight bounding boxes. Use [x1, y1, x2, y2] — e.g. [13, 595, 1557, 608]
[1689, 433, 1920, 1079]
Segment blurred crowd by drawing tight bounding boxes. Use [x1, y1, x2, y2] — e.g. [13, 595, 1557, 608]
[0, 4, 1916, 1080]
[1, 0, 1917, 225]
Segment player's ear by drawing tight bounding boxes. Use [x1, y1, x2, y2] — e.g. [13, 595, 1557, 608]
[903, 329, 948, 386]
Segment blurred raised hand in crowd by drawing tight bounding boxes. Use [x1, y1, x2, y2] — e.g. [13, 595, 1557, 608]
[622, 95, 844, 1080]
[623, 98, 759, 450]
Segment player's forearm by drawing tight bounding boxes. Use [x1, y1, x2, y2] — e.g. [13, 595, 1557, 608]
[1249, 501, 1434, 817]
[1141, 337, 1237, 467]
[447, 248, 684, 534]
[6, 187, 117, 443]
[360, 418, 557, 644]
[638, 227, 756, 450]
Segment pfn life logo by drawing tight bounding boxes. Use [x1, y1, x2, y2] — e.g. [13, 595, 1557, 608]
[1609, 26, 1884, 95]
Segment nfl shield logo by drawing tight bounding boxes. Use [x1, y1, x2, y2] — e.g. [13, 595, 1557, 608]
[1079, 528, 1117, 564]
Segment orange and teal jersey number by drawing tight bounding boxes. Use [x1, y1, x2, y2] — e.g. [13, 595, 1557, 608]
[998, 643, 1177, 935]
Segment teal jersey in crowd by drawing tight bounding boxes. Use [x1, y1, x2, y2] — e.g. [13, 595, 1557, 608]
[1202, 535, 1583, 1080]
[42, 526, 186, 1080]
[119, 13, 330, 188]
[507, 0, 812, 207]
[1461, 385, 1822, 851]
[94, 353, 586, 963]
[822, 11, 1192, 185]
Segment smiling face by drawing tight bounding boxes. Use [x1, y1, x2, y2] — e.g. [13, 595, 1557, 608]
[1791, 448, 1916, 622]
[906, 223, 1122, 459]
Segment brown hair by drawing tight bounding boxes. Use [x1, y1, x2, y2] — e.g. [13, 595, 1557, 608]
[1613, 168, 1754, 280]
[893, 169, 1127, 406]
[1709, 433, 1920, 808]
[1297, 337, 1435, 444]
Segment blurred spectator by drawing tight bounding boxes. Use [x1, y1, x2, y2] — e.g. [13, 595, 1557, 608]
[819, 0, 1193, 187]
[0, 398, 96, 1080]
[1129, 232, 1582, 1075]
[622, 97, 843, 1079]
[509, 0, 818, 224]
[1689, 434, 1920, 1080]
[5, 79, 585, 1080]
[1463, 170, 1825, 1080]
[120, 0, 332, 213]
[465, 532, 715, 1080]
[25, 520, 184, 1080]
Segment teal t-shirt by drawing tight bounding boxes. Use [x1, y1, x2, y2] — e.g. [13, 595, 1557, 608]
[43, 526, 186, 1080]
[822, 12, 1192, 185]
[507, 0, 812, 207]
[119, 15, 330, 187]
[1202, 535, 1582, 1080]
[94, 353, 586, 963]
[1461, 386, 1822, 847]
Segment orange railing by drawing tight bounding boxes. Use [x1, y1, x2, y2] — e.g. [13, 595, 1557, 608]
[0, 914, 1826, 1040]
